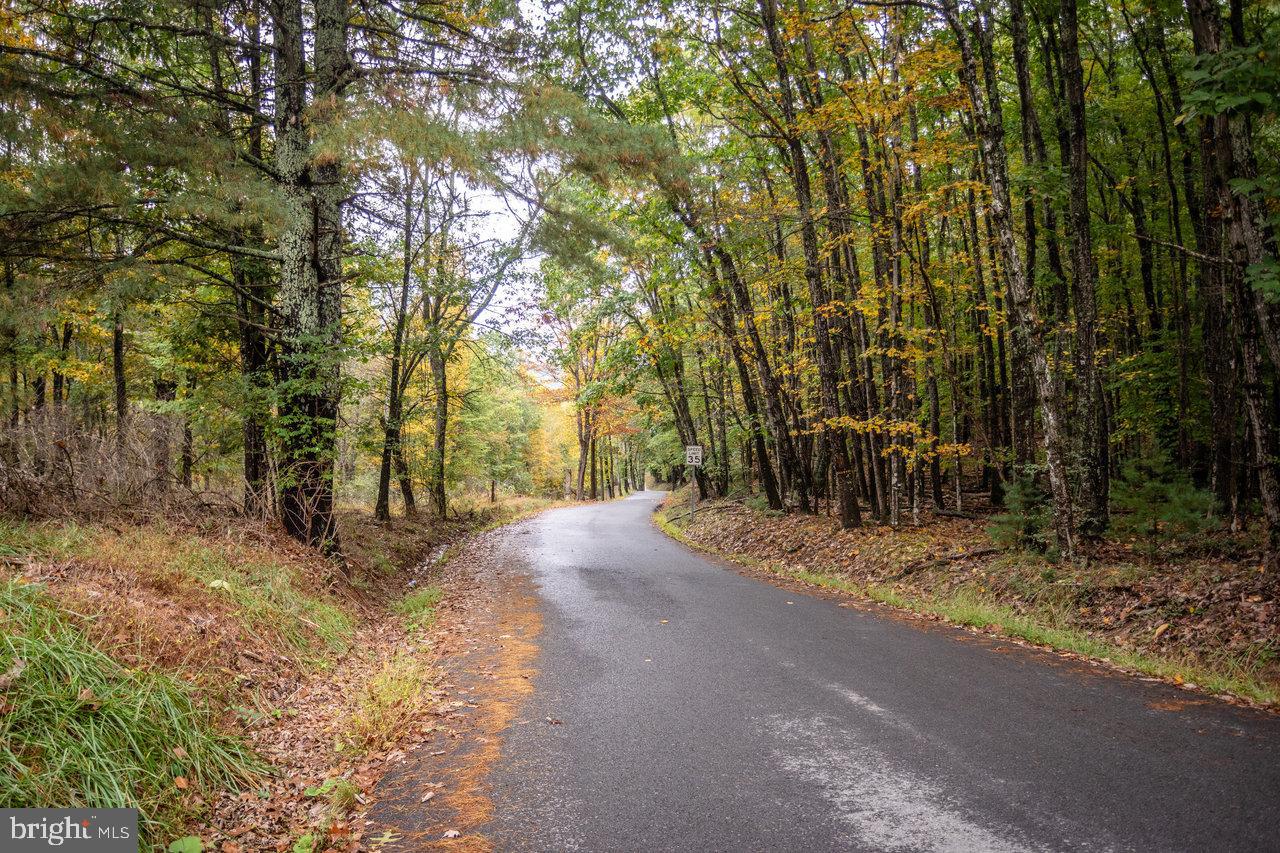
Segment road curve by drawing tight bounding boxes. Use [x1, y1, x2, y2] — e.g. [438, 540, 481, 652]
[483, 491, 1280, 852]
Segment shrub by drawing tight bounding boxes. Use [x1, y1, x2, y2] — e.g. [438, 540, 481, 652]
[987, 475, 1053, 555]
[1111, 455, 1217, 553]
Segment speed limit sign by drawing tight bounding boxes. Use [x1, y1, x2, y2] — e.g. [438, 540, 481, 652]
[685, 445, 703, 466]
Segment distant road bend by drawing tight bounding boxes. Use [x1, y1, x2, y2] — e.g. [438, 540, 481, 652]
[481, 491, 1280, 852]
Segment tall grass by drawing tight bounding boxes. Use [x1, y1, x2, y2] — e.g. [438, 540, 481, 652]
[0, 579, 262, 840]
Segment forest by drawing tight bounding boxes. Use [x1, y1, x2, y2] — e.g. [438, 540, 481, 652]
[4, 0, 1278, 562]
[535, 0, 1280, 565]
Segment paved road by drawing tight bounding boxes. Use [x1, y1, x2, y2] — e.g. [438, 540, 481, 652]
[484, 491, 1280, 852]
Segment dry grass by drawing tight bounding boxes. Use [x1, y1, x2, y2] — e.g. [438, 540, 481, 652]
[0, 410, 239, 521]
[334, 652, 435, 753]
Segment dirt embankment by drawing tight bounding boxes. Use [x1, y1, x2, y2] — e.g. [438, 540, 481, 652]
[0, 498, 554, 851]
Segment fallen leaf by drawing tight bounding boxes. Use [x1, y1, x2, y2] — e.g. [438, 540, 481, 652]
[175, 776, 190, 790]
[420, 791, 435, 803]
[1153, 623, 1170, 639]
[0, 658, 25, 690]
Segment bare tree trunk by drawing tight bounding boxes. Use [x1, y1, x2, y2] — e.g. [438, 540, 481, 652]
[112, 311, 127, 449]
[1059, 0, 1109, 536]
[376, 174, 417, 522]
[943, 0, 1077, 558]
[181, 374, 194, 491]
[153, 377, 176, 491]
[429, 348, 448, 517]
[589, 433, 598, 500]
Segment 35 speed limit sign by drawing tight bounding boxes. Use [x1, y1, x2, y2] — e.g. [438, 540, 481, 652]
[685, 445, 703, 466]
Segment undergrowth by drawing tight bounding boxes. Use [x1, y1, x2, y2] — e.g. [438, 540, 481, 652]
[169, 544, 353, 657]
[396, 585, 444, 631]
[0, 579, 261, 841]
[2, 519, 355, 661]
[335, 652, 433, 752]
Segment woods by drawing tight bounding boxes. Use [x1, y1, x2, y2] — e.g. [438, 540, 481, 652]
[0, 0, 592, 537]
[536, 0, 1280, 563]
[2, 0, 1278, 557]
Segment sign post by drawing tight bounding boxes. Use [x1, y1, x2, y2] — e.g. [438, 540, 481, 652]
[685, 445, 703, 519]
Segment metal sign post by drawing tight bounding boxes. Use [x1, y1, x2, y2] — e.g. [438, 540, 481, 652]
[685, 445, 703, 519]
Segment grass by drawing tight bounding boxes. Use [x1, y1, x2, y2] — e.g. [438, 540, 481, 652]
[335, 652, 433, 752]
[655, 504, 1280, 706]
[395, 585, 444, 631]
[0, 518, 90, 558]
[0, 578, 262, 842]
[169, 545, 354, 657]
[304, 776, 360, 819]
[2, 520, 355, 662]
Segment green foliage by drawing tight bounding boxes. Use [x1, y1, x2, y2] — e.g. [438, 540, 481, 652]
[1183, 28, 1280, 121]
[303, 777, 359, 817]
[987, 476, 1054, 556]
[449, 336, 542, 494]
[1111, 456, 1217, 553]
[0, 580, 260, 841]
[395, 585, 445, 631]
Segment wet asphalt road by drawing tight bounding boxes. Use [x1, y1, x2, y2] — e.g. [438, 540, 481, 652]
[484, 491, 1280, 852]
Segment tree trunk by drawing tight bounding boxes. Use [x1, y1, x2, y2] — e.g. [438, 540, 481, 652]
[1184, 0, 1280, 550]
[153, 377, 176, 491]
[705, 251, 783, 509]
[429, 348, 448, 517]
[760, 0, 859, 527]
[943, 0, 1077, 558]
[1059, 0, 1109, 536]
[112, 311, 127, 449]
[376, 176, 417, 522]
[271, 0, 347, 552]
